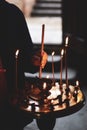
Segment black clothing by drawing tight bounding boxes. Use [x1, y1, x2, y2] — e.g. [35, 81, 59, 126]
[0, 0, 37, 91]
[0, 0, 37, 129]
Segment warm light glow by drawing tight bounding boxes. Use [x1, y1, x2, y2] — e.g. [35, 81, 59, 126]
[65, 37, 69, 47]
[46, 75, 50, 79]
[51, 100, 54, 103]
[61, 49, 64, 56]
[43, 82, 47, 89]
[52, 51, 55, 56]
[15, 50, 19, 57]
[76, 80, 79, 86]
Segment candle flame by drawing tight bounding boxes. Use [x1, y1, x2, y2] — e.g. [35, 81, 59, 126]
[15, 50, 19, 57]
[51, 100, 54, 103]
[43, 82, 47, 89]
[65, 37, 69, 47]
[76, 80, 79, 86]
[52, 51, 55, 56]
[61, 49, 64, 56]
[46, 75, 49, 79]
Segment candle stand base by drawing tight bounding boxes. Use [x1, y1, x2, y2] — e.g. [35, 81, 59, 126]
[9, 80, 85, 130]
[36, 117, 56, 130]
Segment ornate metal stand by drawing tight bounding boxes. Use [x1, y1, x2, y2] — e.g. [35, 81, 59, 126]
[9, 79, 85, 130]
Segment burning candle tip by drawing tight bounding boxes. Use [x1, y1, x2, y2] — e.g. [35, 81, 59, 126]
[15, 50, 19, 57]
[52, 51, 55, 56]
[61, 49, 64, 56]
[65, 37, 69, 47]
[76, 80, 79, 86]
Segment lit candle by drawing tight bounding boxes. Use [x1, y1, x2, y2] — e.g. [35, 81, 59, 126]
[60, 49, 64, 88]
[65, 37, 69, 87]
[43, 82, 47, 90]
[52, 51, 55, 84]
[15, 49, 19, 89]
[75, 80, 80, 91]
[76, 80, 79, 87]
[39, 24, 45, 79]
[46, 75, 50, 79]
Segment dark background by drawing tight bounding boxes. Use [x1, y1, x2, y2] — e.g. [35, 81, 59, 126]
[62, 0, 87, 85]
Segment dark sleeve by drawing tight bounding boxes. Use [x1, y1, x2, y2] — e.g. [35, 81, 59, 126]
[9, 5, 39, 73]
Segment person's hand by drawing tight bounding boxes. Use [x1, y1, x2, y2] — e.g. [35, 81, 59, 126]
[32, 51, 48, 68]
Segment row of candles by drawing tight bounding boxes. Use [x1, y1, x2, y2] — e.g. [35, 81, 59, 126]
[51, 36, 69, 87]
[15, 24, 80, 91]
[37, 24, 71, 88]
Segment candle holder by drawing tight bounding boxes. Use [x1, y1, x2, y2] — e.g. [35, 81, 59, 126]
[73, 91, 78, 102]
[63, 98, 70, 108]
[57, 94, 62, 106]
[41, 82, 51, 99]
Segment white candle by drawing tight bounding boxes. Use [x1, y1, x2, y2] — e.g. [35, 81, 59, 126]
[52, 51, 55, 84]
[60, 49, 64, 87]
[39, 24, 45, 79]
[65, 37, 69, 87]
[15, 49, 19, 89]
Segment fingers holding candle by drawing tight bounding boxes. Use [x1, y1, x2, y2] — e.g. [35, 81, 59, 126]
[41, 51, 48, 68]
[31, 51, 48, 68]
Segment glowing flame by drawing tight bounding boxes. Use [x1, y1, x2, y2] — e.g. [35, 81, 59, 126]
[61, 49, 64, 56]
[51, 100, 54, 103]
[43, 82, 47, 89]
[46, 75, 50, 79]
[76, 80, 79, 86]
[65, 37, 69, 47]
[52, 51, 55, 56]
[15, 50, 19, 57]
